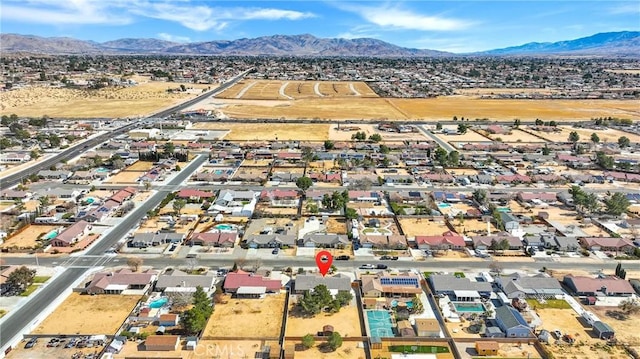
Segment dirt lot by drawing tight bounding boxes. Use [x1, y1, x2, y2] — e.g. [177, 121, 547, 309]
[217, 80, 377, 100]
[104, 170, 145, 183]
[589, 306, 640, 346]
[451, 218, 498, 236]
[436, 128, 490, 142]
[203, 294, 285, 338]
[286, 299, 361, 337]
[528, 126, 640, 144]
[328, 124, 427, 142]
[192, 122, 330, 141]
[33, 293, 141, 335]
[188, 340, 265, 359]
[398, 217, 449, 238]
[293, 341, 367, 359]
[125, 161, 156, 171]
[0, 224, 61, 249]
[0, 80, 213, 118]
[326, 218, 348, 234]
[485, 128, 548, 142]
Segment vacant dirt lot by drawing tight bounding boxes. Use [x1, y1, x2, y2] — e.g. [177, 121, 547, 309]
[204, 294, 285, 338]
[1, 224, 61, 249]
[217, 80, 377, 100]
[371, 340, 454, 359]
[104, 170, 145, 183]
[188, 340, 264, 359]
[286, 300, 361, 337]
[398, 217, 449, 238]
[33, 293, 140, 335]
[485, 128, 547, 142]
[126, 161, 156, 171]
[589, 306, 640, 346]
[0, 80, 213, 118]
[293, 341, 367, 359]
[192, 122, 330, 141]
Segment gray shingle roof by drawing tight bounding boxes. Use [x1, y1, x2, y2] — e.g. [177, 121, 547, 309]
[496, 305, 528, 329]
[429, 274, 492, 293]
[294, 274, 351, 292]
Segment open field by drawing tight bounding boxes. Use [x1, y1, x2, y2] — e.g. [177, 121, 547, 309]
[0, 224, 61, 249]
[286, 300, 361, 337]
[33, 293, 140, 335]
[589, 306, 640, 346]
[455, 87, 562, 95]
[203, 294, 285, 338]
[450, 218, 498, 236]
[104, 170, 145, 183]
[0, 80, 214, 118]
[209, 96, 640, 121]
[125, 161, 156, 171]
[528, 126, 640, 144]
[485, 128, 548, 142]
[436, 129, 490, 142]
[217, 80, 377, 100]
[292, 341, 367, 359]
[189, 340, 267, 359]
[192, 122, 330, 141]
[398, 217, 449, 238]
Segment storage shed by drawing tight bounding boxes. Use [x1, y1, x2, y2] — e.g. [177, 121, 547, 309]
[593, 321, 615, 340]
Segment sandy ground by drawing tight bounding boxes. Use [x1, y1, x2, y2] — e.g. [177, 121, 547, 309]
[0, 224, 61, 249]
[527, 126, 640, 144]
[203, 294, 285, 338]
[436, 129, 491, 142]
[485, 128, 548, 142]
[455, 88, 562, 95]
[326, 218, 348, 234]
[0, 81, 214, 118]
[286, 300, 361, 337]
[398, 217, 449, 238]
[589, 306, 640, 346]
[451, 218, 498, 236]
[187, 340, 266, 359]
[217, 80, 377, 100]
[33, 293, 140, 335]
[293, 341, 367, 359]
[126, 161, 156, 171]
[192, 122, 330, 141]
[210, 96, 639, 121]
[105, 171, 145, 183]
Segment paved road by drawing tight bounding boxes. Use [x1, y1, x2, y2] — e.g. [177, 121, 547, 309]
[0, 70, 249, 192]
[417, 125, 456, 152]
[0, 156, 207, 349]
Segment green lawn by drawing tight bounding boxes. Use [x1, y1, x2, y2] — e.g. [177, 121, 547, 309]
[423, 272, 433, 278]
[389, 345, 450, 354]
[20, 284, 39, 297]
[33, 276, 51, 284]
[525, 298, 571, 309]
[454, 272, 466, 278]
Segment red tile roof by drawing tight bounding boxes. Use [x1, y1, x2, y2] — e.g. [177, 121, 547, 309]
[177, 189, 214, 199]
[415, 231, 465, 247]
[223, 272, 281, 292]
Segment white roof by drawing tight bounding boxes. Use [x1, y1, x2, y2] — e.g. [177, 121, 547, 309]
[237, 286, 266, 295]
[105, 284, 128, 291]
[453, 290, 480, 298]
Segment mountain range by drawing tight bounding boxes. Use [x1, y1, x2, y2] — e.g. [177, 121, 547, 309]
[1, 31, 638, 57]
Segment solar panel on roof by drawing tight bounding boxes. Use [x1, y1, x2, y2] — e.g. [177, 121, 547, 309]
[380, 277, 419, 287]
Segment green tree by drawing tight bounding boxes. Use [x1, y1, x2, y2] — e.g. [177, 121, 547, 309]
[603, 192, 630, 216]
[181, 307, 207, 335]
[513, 119, 521, 128]
[302, 334, 315, 349]
[172, 199, 186, 215]
[436, 123, 442, 130]
[299, 284, 334, 316]
[7, 266, 35, 292]
[323, 140, 334, 150]
[368, 133, 382, 142]
[457, 123, 468, 134]
[192, 286, 213, 317]
[163, 141, 175, 156]
[618, 136, 631, 148]
[327, 331, 343, 351]
[345, 208, 358, 220]
[334, 291, 353, 307]
[379, 144, 390, 154]
[590, 133, 600, 144]
[535, 118, 543, 126]
[595, 151, 615, 170]
[472, 189, 487, 205]
[448, 151, 460, 166]
[29, 149, 40, 160]
[434, 147, 448, 167]
[568, 131, 580, 144]
[38, 195, 51, 213]
[542, 145, 551, 156]
[296, 176, 313, 194]
[301, 146, 315, 164]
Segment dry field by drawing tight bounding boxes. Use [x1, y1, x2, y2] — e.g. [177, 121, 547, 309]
[188, 340, 265, 359]
[192, 122, 330, 141]
[33, 293, 140, 335]
[436, 129, 490, 142]
[451, 218, 498, 236]
[0, 81, 213, 118]
[125, 161, 156, 171]
[528, 126, 640, 144]
[326, 218, 348, 234]
[455, 88, 562, 95]
[0, 224, 60, 249]
[207, 96, 640, 121]
[293, 341, 367, 359]
[485, 128, 548, 142]
[104, 170, 145, 183]
[589, 306, 640, 346]
[203, 294, 285, 338]
[286, 300, 361, 337]
[217, 80, 377, 100]
[398, 217, 449, 238]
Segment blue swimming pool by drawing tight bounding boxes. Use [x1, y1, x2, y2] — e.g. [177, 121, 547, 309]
[366, 310, 395, 337]
[96, 167, 109, 173]
[215, 224, 234, 231]
[44, 230, 58, 240]
[437, 203, 452, 209]
[149, 297, 168, 309]
[390, 300, 414, 309]
[453, 302, 485, 313]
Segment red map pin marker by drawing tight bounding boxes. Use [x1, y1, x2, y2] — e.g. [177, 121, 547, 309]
[316, 250, 333, 277]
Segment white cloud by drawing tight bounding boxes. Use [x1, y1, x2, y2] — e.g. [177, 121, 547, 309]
[157, 33, 191, 43]
[339, 3, 474, 32]
[608, 3, 640, 15]
[1, 0, 131, 25]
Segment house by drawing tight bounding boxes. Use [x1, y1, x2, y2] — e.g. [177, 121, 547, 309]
[144, 335, 179, 351]
[593, 321, 615, 339]
[293, 274, 351, 295]
[37, 170, 73, 180]
[494, 305, 534, 338]
[110, 187, 137, 204]
[517, 192, 558, 203]
[580, 237, 635, 254]
[563, 275, 635, 296]
[86, 268, 156, 295]
[415, 231, 465, 250]
[158, 314, 179, 327]
[105, 338, 125, 354]
[188, 232, 237, 247]
[429, 274, 492, 299]
[475, 341, 499, 356]
[260, 189, 300, 207]
[415, 318, 441, 337]
[300, 234, 349, 248]
[496, 273, 564, 299]
[499, 213, 520, 231]
[245, 234, 296, 249]
[51, 220, 91, 247]
[361, 272, 423, 298]
[210, 189, 258, 217]
[155, 269, 216, 294]
[176, 188, 214, 201]
[360, 235, 408, 249]
[223, 270, 281, 296]
[128, 233, 185, 248]
[472, 233, 523, 250]
[0, 189, 29, 200]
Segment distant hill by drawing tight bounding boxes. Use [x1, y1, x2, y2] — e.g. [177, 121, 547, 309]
[476, 31, 640, 56]
[1, 32, 639, 57]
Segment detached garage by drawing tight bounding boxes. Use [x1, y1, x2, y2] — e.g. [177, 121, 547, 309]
[593, 321, 615, 340]
[144, 335, 180, 351]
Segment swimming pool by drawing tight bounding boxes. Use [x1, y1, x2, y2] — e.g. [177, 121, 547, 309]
[44, 230, 58, 240]
[391, 300, 414, 309]
[95, 167, 109, 173]
[437, 203, 452, 209]
[149, 297, 168, 309]
[496, 207, 511, 213]
[215, 224, 235, 231]
[453, 302, 485, 313]
[85, 197, 95, 204]
[366, 310, 395, 337]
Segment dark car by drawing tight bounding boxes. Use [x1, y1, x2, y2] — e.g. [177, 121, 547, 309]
[65, 339, 77, 348]
[271, 248, 279, 254]
[335, 255, 350, 260]
[380, 255, 399, 260]
[24, 338, 37, 349]
[376, 264, 388, 269]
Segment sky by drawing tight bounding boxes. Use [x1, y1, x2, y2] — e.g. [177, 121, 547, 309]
[1, 0, 639, 53]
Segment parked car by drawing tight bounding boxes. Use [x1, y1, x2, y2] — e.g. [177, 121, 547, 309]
[380, 255, 399, 260]
[271, 248, 279, 254]
[359, 264, 376, 269]
[24, 338, 37, 349]
[376, 264, 388, 269]
[335, 255, 350, 260]
[553, 329, 562, 339]
[65, 339, 77, 348]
